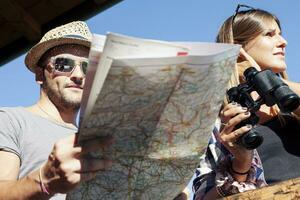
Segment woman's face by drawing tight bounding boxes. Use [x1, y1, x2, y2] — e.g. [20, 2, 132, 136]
[244, 19, 287, 73]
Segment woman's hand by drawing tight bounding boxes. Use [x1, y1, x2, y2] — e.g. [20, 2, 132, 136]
[236, 48, 262, 80]
[218, 102, 254, 180]
[238, 48, 261, 71]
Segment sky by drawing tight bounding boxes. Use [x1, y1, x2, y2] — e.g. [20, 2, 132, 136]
[1, 0, 300, 107]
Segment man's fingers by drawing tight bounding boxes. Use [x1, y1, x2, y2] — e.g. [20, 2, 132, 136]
[70, 158, 112, 173]
[80, 158, 112, 172]
[80, 172, 97, 182]
[60, 172, 97, 184]
[73, 136, 114, 155]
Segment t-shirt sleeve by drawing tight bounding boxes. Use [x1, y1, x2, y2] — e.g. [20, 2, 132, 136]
[0, 110, 21, 160]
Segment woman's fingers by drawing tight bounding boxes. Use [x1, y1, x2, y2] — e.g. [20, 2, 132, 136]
[219, 102, 253, 149]
[222, 111, 251, 133]
[220, 102, 248, 125]
[224, 124, 252, 143]
[239, 48, 261, 71]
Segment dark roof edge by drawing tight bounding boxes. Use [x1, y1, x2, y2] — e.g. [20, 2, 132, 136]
[0, 0, 122, 67]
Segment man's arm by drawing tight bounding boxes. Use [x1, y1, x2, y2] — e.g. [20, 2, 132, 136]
[0, 134, 113, 200]
[0, 151, 49, 200]
[0, 151, 19, 180]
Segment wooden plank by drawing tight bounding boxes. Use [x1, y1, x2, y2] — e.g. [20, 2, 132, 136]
[224, 177, 300, 200]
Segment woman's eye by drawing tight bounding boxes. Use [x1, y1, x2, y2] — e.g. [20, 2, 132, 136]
[265, 31, 275, 37]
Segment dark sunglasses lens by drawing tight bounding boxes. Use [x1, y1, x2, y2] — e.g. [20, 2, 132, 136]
[81, 61, 88, 74]
[236, 5, 255, 14]
[54, 58, 74, 72]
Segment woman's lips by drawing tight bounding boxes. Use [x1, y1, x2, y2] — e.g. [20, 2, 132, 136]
[273, 52, 285, 56]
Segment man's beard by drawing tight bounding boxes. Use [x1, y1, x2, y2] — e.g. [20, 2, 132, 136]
[42, 81, 81, 111]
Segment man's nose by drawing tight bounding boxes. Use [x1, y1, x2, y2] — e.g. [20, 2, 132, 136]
[70, 65, 85, 84]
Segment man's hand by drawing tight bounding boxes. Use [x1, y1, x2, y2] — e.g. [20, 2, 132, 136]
[41, 134, 114, 194]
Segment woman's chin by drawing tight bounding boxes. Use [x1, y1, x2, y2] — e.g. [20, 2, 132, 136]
[261, 65, 286, 73]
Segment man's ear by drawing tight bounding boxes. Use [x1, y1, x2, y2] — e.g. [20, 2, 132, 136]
[35, 66, 45, 85]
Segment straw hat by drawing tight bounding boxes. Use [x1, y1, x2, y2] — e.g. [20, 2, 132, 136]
[25, 21, 92, 73]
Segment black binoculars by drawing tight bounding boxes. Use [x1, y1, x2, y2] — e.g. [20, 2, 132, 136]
[227, 67, 300, 150]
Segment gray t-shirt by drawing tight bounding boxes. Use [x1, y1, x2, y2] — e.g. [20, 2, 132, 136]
[0, 107, 77, 199]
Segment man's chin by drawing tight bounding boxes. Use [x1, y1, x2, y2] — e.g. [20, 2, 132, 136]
[61, 95, 82, 109]
[63, 100, 81, 109]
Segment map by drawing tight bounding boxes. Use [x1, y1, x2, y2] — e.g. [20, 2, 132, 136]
[67, 33, 240, 200]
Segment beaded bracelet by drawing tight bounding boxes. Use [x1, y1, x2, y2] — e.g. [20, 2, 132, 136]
[215, 185, 226, 197]
[39, 167, 51, 195]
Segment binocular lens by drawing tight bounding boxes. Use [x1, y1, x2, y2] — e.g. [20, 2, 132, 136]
[240, 129, 264, 150]
[280, 94, 300, 113]
[273, 85, 300, 113]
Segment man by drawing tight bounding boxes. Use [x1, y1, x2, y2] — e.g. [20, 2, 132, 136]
[0, 21, 112, 199]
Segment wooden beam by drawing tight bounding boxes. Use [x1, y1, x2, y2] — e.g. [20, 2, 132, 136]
[224, 177, 300, 199]
[0, 0, 41, 42]
[93, 0, 122, 7]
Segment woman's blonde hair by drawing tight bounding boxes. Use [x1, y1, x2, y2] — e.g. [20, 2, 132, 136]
[217, 8, 290, 121]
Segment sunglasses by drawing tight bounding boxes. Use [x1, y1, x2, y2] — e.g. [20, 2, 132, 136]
[50, 57, 88, 76]
[232, 4, 256, 26]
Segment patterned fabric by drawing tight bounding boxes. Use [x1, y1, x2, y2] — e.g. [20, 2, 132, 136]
[192, 119, 267, 199]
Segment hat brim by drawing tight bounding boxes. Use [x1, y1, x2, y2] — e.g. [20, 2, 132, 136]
[25, 37, 91, 73]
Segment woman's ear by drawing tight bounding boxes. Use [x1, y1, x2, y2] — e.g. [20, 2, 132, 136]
[35, 66, 45, 85]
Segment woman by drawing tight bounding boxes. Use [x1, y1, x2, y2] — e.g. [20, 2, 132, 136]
[193, 5, 300, 199]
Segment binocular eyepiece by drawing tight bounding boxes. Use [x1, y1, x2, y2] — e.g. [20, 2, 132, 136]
[227, 67, 300, 150]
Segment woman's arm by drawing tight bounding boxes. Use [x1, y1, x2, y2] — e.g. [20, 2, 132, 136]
[194, 103, 268, 199]
[193, 126, 251, 199]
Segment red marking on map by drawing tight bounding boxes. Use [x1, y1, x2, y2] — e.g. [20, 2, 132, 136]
[177, 52, 188, 56]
